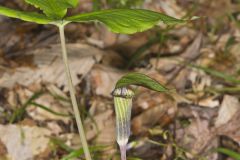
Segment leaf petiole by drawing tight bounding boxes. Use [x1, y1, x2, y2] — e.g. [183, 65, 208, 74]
[58, 25, 92, 160]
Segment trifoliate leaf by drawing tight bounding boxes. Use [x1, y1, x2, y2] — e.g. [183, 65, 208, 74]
[0, 6, 53, 24]
[115, 72, 169, 92]
[66, 9, 185, 34]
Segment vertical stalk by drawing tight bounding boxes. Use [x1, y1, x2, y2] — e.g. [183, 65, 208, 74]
[58, 25, 92, 160]
[120, 145, 127, 160]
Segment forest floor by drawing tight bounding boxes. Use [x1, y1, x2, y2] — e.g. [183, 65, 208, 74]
[0, 0, 240, 160]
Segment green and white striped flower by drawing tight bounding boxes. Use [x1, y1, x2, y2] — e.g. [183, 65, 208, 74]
[112, 72, 170, 160]
[112, 87, 134, 160]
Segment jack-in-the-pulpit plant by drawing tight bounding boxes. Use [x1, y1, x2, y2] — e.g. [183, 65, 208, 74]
[0, 1, 184, 160]
[112, 87, 134, 160]
[113, 73, 171, 160]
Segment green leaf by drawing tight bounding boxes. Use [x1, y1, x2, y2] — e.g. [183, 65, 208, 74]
[115, 72, 169, 92]
[66, 9, 184, 34]
[51, 137, 74, 153]
[67, 0, 79, 8]
[0, 6, 52, 24]
[25, 0, 79, 19]
[216, 148, 240, 160]
[30, 102, 72, 117]
[190, 64, 240, 84]
[61, 146, 105, 160]
[10, 91, 44, 123]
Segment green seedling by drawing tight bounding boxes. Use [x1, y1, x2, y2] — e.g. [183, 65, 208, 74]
[112, 73, 171, 160]
[51, 137, 74, 153]
[0, 2, 184, 159]
[61, 146, 105, 160]
[30, 102, 72, 117]
[9, 91, 72, 123]
[10, 91, 44, 123]
[182, 62, 240, 84]
[51, 137, 105, 160]
[215, 147, 240, 160]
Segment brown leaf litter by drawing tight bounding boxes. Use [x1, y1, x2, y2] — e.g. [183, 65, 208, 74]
[0, 125, 51, 160]
[0, 44, 103, 90]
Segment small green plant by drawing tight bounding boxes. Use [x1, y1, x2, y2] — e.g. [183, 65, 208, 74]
[215, 147, 240, 160]
[9, 91, 71, 123]
[51, 137, 105, 160]
[0, 1, 184, 159]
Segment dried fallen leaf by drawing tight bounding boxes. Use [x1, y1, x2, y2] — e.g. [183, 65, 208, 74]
[27, 93, 71, 123]
[132, 93, 176, 135]
[85, 97, 116, 144]
[85, 109, 115, 144]
[0, 139, 7, 157]
[215, 95, 240, 127]
[176, 104, 220, 158]
[176, 112, 216, 157]
[0, 44, 103, 90]
[181, 33, 203, 60]
[150, 58, 179, 74]
[217, 109, 240, 143]
[0, 125, 51, 160]
[90, 64, 124, 97]
[198, 96, 219, 108]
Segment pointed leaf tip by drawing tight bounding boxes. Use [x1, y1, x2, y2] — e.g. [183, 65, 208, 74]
[66, 9, 185, 34]
[115, 72, 169, 92]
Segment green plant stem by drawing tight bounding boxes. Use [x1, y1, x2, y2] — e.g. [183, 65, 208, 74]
[58, 25, 92, 160]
